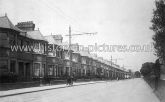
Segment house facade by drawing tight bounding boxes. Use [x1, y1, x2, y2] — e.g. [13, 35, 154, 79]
[16, 21, 48, 81]
[44, 35, 64, 79]
[0, 15, 130, 83]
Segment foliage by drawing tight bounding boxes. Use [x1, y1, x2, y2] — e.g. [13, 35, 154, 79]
[134, 71, 141, 78]
[140, 62, 154, 76]
[151, 0, 165, 60]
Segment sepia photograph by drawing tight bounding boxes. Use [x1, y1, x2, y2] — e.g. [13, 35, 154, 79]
[0, 0, 165, 102]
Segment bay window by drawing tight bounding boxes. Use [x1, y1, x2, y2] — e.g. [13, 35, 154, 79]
[33, 63, 40, 77]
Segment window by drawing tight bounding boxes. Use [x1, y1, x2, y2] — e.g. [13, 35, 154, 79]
[72, 54, 78, 62]
[35, 43, 39, 49]
[17, 39, 21, 46]
[10, 40, 16, 46]
[0, 32, 8, 40]
[0, 32, 9, 47]
[26, 41, 31, 52]
[54, 65, 57, 77]
[33, 63, 40, 77]
[57, 51, 59, 57]
[58, 65, 62, 76]
[82, 57, 86, 64]
[40, 43, 44, 54]
[21, 40, 23, 47]
[53, 50, 57, 56]
[33, 42, 40, 53]
[0, 60, 8, 72]
[9, 34, 16, 46]
[10, 60, 16, 73]
[64, 51, 69, 59]
[56, 46, 62, 58]
[41, 64, 46, 77]
[48, 65, 54, 76]
[44, 43, 47, 54]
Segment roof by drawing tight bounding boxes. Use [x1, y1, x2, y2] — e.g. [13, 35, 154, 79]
[44, 35, 62, 45]
[79, 51, 91, 58]
[52, 35, 63, 40]
[44, 35, 58, 44]
[27, 30, 47, 41]
[0, 16, 24, 32]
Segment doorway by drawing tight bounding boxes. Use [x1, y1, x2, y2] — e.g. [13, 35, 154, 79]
[25, 63, 30, 81]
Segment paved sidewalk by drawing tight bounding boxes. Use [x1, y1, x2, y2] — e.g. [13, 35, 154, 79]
[152, 80, 165, 102]
[144, 77, 165, 102]
[0, 78, 159, 102]
[0, 81, 105, 97]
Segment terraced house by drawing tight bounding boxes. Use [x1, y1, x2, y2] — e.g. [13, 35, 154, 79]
[0, 15, 31, 82]
[0, 15, 49, 83]
[0, 15, 130, 84]
[72, 51, 81, 78]
[44, 35, 64, 79]
[16, 21, 48, 81]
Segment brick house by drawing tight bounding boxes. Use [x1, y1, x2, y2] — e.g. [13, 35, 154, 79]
[0, 15, 128, 83]
[44, 35, 64, 79]
[16, 21, 48, 81]
[0, 16, 34, 82]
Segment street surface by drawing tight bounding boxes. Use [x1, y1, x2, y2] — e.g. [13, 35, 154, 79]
[0, 78, 160, 102]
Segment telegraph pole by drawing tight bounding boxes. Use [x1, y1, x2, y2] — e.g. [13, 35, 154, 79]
[111, 56, 112, 66]
[69, 26, 72, 76]
[67, 26, 97, 77]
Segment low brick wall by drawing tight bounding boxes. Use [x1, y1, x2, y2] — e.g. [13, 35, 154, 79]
[154, 80, 165, 102]
[0, 78, 110, 91]
[144, 76, 165, 102]
[0, 81, 41, 91]
[50, 80, 66, 85]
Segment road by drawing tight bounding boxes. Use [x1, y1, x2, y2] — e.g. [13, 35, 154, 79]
[0, 78, 160, 102]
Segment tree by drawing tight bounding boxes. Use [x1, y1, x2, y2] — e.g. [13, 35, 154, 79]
[140, 62, 154, 77]
[151, 0, 165, 60]
[134, 71, 141, 78]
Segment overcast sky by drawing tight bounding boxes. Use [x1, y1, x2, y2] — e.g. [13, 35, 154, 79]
[0, 0, 157, 71]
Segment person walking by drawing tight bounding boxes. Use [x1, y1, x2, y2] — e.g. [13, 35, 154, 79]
[70, 75, 74, 86]
[66, 76, 71, 86]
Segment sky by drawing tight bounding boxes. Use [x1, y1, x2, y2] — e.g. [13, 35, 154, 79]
[0, 0, 157, 71]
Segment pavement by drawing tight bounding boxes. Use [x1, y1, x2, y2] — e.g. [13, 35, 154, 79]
[146, 79, 165, 102]
[0, 78, 160, 102]
[0, 80, 105, 97]
[155, 80, 165, 102]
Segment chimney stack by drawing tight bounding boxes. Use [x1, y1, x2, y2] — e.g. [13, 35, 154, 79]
[15, 21, 35, 31]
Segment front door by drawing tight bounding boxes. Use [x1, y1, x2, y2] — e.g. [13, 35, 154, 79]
[25, 63, 30, 81]
[18, 62, 24, 81]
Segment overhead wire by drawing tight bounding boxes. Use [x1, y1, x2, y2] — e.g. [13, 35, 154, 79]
[39, 0, 81, 29]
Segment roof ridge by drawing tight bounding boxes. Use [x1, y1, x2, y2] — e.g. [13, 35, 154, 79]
[6, 16, 16, 30]
[26, 30, 48, 42]
[39, 31, 48, 41]
[0, 16, 24, 32]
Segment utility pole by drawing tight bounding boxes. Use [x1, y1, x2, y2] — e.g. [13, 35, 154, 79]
[66, 26, 97, 77]
[111, 56, 112, 66]
[69, 26, 72, 76]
